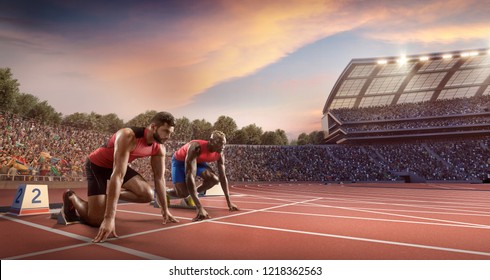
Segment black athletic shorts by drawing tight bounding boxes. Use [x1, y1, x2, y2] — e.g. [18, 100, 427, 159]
[85, 159, 140, 196]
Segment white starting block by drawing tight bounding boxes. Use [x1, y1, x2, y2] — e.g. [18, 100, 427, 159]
[50, 210, 82, 225]
[201, 183, 224, 196]
[9, 184, 50, 215]
[153, 197, 196, 209]
[153, 184, 225, 210]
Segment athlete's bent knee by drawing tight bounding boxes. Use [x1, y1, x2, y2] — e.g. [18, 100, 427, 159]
[141, 188, 154, 203]
[206, 175, 219, 186]
[85, 215, 104, 227]
[174, 183, 189, 198]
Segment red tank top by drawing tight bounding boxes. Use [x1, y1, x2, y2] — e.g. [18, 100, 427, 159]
[89, 127, 161, 168]
[174, 140, 221, 163]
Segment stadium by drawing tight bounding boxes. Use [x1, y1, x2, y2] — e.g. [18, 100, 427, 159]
[321, 48, 490, 183]
[1, 48, 489, 261]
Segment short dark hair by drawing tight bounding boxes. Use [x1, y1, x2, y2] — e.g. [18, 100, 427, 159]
[150, 111, 175, 127]
[211, 130, 226, 141]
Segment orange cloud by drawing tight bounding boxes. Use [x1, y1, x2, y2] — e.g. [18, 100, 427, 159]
[358, 0, 489, 44]
[364, 23, 490, 44]
[4, 0, 488, 113]
[74, 0, 367, 108]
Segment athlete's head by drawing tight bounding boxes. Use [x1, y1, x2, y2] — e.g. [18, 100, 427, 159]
[209, 130, 226, 152]
[150, 111, 175, 144]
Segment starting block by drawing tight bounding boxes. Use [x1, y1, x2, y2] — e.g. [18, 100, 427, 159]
[9, 184, 50, 215]
[201, 183, 225, 196]
[153, 197, 196, 209]
[50, 210, 82, 225]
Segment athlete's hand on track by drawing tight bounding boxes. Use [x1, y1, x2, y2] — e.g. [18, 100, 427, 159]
[162, 212, 179, 224]
[93, 218, 118, 243]
[193, 208, 210, 222]
[228, 203, 239, 212]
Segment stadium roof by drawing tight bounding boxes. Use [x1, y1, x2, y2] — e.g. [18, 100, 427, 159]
[322, 48, 490, 114]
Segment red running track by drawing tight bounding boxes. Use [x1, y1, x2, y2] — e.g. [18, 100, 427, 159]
[0, 182, 489, 260]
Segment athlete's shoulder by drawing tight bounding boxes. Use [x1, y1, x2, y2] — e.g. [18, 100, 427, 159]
[114, 128, 137, 144]
[116, 127, 136, 136]
[186, 140, 202, 154]
[187, 141, 200, 148]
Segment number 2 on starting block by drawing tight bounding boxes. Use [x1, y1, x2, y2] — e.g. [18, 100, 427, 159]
[9, 184, 50, 215]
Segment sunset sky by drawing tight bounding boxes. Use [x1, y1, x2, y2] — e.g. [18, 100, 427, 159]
[1, 0, 489, 139]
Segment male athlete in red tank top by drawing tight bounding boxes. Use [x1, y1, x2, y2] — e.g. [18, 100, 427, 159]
[168, 131, 239, 221]
[89, 127, 162, 168]
[173, 140, 221, 163]
[60, 112, 178, 243]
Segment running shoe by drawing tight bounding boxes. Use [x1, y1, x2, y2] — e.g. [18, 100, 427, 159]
[62, 189, 80, 222]
[182, 196, 196, 207]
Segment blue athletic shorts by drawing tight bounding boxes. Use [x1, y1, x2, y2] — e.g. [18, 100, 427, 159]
[171, 155, 210, 184]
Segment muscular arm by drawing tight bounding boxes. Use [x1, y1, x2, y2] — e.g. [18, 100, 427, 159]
[184, 142, 204, 211]
[217, 153, 238, 211]
[93, 128, 133, 242]
[151, 145, 178, 223]
[105, 129, 133, 220]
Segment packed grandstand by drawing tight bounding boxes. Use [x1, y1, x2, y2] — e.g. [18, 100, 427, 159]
[1, 49, 489, 184]
[1, 109, 488, 184]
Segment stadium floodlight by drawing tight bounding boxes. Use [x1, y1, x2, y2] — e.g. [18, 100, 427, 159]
[461, 51, 479, 57]
[396, 55, 407, 65]
[442, 54, 453, 59]
[377, 59, 388, 65]
[419, 56, 429, 61]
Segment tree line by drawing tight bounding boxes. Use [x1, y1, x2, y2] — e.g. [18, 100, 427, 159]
[1, 67, 324, 145]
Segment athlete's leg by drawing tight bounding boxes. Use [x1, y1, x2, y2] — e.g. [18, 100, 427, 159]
[62, 160, 108, 226]
[63, 160, 150, 227]
[196, 168, 220, 193]
[65, 192, 105, 227]
[120, 175, 154, 203]
[168, 155, 190, 198]
[66, 176, 152, 226]
[83, 195, 105, 226]
[169, 182, 189, 198]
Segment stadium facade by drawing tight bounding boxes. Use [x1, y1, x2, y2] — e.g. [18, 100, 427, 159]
[322, 48, 490, 144]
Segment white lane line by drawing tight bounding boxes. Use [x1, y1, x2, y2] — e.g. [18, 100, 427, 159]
[116, 197, 322, 240]
[301, 196, 490, 215]
[248, 208, 490, 229]
[239, 188, 490, 207]
[117, 208, 490, 257]
[97, 243, 168, 260]
[196, 195, 490, 227]
[2, 243, 91, 260]
[296, 201, 490, 228]
[206, 196, 490, 215]
[211, 220, 490, 257]
[144, 193, 490, 229]
[209, 198, 490, 216]
[0, 214, 167, 260]
[1, 214, 91, 242]
[335, 206, 490, 217]
[119, 204, 490, 230]
[233, 185, 490, 206]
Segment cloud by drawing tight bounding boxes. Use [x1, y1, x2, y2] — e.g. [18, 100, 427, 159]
[2, 0, 489, 134]
[85, 0, 489, 107]
[41, 0, 369, 108]
[364, 22, 490, 44]
[357, 0, 490, 44]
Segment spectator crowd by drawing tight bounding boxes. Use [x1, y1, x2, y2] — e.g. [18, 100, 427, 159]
[1, 111, 489, 184]
[331, 95, 490, 122]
